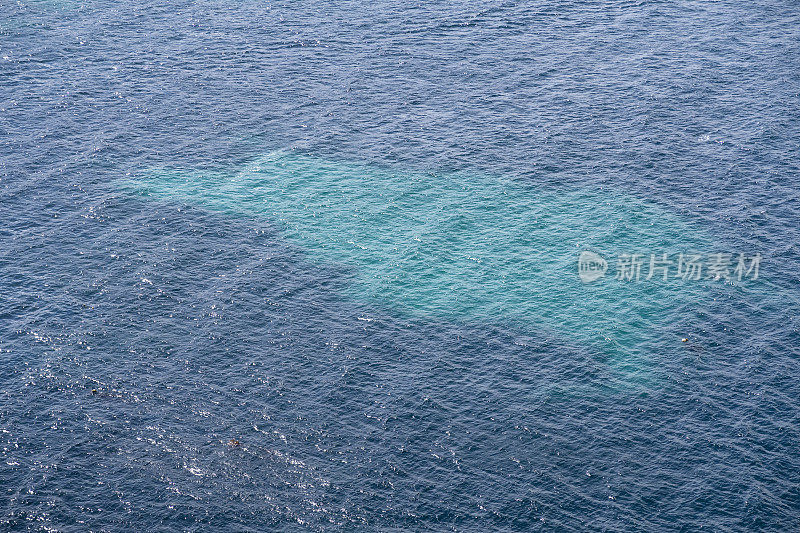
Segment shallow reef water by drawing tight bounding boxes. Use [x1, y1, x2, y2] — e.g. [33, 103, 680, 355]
[124, 151, 721, 389]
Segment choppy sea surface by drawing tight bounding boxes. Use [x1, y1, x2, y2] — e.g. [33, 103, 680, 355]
[1, 1, 799, 531]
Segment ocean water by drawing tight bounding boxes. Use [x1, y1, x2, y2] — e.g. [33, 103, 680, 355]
[2, 0, 799, 531]
[122, 151, 720, 392]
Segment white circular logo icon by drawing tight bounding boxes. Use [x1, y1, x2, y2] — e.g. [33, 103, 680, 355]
[578, 251, 607, 283]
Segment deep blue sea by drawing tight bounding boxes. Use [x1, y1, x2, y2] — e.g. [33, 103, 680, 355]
[1, 1, 799, 531]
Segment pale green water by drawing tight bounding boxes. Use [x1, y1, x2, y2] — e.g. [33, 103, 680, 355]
[122, 151, 713, 389]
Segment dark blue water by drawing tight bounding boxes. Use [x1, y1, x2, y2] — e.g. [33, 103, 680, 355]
[2, 1, 799, 531]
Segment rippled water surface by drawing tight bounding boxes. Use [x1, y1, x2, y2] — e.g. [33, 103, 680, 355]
[2, 1, 799, 531]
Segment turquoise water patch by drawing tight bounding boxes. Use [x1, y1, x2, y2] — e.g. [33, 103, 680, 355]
[121, 152, 715, 389]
